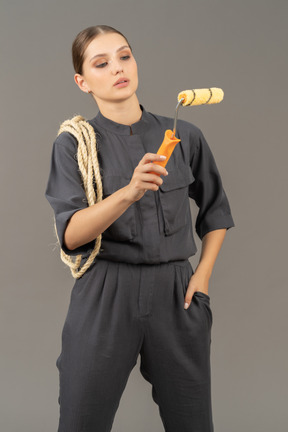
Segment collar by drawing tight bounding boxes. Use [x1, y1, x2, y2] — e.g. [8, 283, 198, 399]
[91, 104, 150, 136]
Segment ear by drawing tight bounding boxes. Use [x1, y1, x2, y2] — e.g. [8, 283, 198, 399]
[74, 73, 90, 93]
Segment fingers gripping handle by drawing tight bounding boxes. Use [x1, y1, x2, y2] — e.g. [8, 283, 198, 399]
[151, 129, 181, 175]
[156, 129, 181, 166]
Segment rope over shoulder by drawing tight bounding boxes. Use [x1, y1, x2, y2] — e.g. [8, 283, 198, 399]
[54, 115, 103, 278]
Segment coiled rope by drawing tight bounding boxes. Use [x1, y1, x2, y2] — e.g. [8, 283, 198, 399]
[54, 115, 103, 279]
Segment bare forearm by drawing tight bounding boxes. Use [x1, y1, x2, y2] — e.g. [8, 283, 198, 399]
[64, 185, 133, 250]
[183, 228, 227, 308]
[195, 228, 227, 277]
[64, 153, 168, 251]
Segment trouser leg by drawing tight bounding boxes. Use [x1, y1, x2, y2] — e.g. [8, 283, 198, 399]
[139, 260, 214, 432]
[56, 260, 144, 432]
[56, 258, 214, 431]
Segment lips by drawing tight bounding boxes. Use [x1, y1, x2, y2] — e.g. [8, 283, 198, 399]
[114, 77, 129, 86]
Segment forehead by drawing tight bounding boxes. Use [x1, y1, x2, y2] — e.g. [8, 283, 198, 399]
[84, 33, 129, 61]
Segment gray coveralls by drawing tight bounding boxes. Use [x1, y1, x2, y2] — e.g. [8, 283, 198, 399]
[45, 104, 235, 432]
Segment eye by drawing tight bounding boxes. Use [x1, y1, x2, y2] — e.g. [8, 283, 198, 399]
[96, 62, 108, 68]
[95, 54, 130, 68]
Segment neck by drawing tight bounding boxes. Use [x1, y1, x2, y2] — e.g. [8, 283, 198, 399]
[95, 94, 142, 126]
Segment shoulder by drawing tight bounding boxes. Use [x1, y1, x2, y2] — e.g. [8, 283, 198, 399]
[177, 118, 203, 141]
[146, 110, 173, 126]
[147, 110, 203, 137]
[54, 131, 77, 147]
[46, 126, 79, 175]
[54, 114, 98, 150]
[52, 115, 82, 155]
[50, 133, 78, 167]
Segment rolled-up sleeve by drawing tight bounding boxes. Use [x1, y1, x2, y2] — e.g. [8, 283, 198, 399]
[189, 128, 235, 240]
[45, 132, 95, 256]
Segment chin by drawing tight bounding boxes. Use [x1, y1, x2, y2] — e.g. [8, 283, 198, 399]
[114, 88, 137, 101]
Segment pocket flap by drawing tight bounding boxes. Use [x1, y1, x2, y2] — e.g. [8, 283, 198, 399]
[159, 165, 195, 192]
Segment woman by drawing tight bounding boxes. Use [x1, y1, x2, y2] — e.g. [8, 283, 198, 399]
[45, 25, 234, 432]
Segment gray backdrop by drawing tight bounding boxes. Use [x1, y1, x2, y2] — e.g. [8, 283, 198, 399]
[1, 0, 287, 431]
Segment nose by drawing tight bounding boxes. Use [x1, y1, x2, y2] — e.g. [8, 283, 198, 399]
[110, 58, 123, 75]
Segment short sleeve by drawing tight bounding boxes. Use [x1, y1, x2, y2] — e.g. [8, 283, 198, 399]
[189, 129, 235, 240]
[45, 132, 95, 256]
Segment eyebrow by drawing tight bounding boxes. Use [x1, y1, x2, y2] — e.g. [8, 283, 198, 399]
[89, 45, 131, 63]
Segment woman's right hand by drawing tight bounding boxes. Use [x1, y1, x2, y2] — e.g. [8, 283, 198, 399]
[64, 153, 168, 250]
[125, 153, 169, 203]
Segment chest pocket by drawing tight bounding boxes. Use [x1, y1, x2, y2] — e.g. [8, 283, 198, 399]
[158, 164, 195, 236]
[102, 175, 136, 242]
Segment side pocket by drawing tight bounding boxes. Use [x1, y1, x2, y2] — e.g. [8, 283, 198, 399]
[102, 175, 137, 241]
[158, 165, 195, 236]
[175, 260, 194, 299]
[193, 291, 213, 327]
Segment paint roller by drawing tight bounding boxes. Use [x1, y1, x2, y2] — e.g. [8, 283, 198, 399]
[151, 87, 224, 172]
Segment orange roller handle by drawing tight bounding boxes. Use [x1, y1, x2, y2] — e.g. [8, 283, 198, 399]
[150, 129, 181, 175]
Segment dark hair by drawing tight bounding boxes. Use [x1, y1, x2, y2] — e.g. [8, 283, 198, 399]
[72, 25, 132, 75]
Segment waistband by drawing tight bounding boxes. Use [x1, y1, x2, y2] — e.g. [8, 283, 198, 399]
[95, 257, 191, 268]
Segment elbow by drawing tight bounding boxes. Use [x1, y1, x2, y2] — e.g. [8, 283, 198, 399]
[63, 226, 97, 251]
[63, 237, 77, 251]
[63, 228, 79, 251]
[63, 215, 81, 250]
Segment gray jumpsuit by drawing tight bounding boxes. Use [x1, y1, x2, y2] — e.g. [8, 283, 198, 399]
[45, 104, 235, 432]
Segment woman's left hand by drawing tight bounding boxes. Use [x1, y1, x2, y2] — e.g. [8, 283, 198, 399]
[184, 270, 210, 309]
